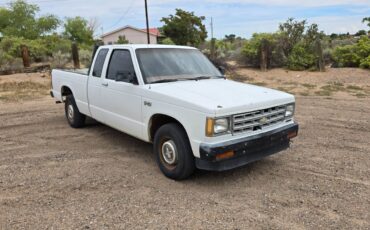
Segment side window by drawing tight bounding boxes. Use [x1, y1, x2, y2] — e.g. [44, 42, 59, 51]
[92, 49, 109, 77]
[106, 50, 136, 83]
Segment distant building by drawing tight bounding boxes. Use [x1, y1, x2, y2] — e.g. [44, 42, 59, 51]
[101, 25, 161, 45]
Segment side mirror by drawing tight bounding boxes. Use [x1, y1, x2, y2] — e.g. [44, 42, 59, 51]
[218, 66, 226, 75]
[129, 75, 139, 85]
[116, 71, 138, 85]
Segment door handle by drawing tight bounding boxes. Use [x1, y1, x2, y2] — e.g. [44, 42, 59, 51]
[102, 83, 108, 87]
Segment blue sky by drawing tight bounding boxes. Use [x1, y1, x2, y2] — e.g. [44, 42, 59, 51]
[1, 0, 369, 38]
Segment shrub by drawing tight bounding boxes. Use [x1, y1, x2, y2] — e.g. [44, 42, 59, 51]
[28, 39, 48, 62]
[51, 51, 70, 69]
[43, 34, 72, 54]
[360, 55, 370, 68]
[0, 36, 48, 62]
[332, 45, 361, 67]
[0, 49, 12, 67]
[242, 33, 278, 68]
[287, 43, 316, 70]
[79, 49, 92, 67]
[117, 35, 129, 44]
[161, 37, 175, 45]
[332, 36, 370, 68]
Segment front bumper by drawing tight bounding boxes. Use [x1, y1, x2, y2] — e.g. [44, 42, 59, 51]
[196, 123, 299, 171]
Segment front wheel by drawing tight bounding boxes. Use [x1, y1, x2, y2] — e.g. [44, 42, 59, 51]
[65, 95, 86, 128]
[153, 123, 195, 180]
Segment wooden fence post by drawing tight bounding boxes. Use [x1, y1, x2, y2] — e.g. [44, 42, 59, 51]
[21, 45, 30, 68]
[315, 38, 325, 72]
[260, 38, 268, 72]
[71, 42, 80, 69]
[210, 38, 216, 61]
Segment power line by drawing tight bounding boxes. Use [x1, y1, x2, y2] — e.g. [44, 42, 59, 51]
[105, 0, 136, 31]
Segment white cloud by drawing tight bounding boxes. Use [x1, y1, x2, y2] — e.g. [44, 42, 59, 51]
[204, 0, 370, 7]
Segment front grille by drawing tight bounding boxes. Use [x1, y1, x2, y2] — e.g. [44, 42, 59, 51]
[232, 105, 287, 135]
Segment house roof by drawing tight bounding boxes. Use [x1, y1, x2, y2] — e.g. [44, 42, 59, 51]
[141, 28, 161, 36]
[101, 25, 160, 38]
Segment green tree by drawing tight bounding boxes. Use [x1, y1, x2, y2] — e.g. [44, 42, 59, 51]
[278, 18, 306, 57]
[0, 0, 59, 39]
[116, 35, 129, 44]
[161, 9, 207, 46]
[355, 30, 367, 36]
[224, 34, 236, 43]
[63, 16, 94, 45]
[362, 17, 370, 27]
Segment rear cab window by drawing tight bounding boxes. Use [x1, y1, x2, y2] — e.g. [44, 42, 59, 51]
[92, 49, 109, 77]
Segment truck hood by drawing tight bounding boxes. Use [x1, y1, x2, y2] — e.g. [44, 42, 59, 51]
[149, 79, 295, 115]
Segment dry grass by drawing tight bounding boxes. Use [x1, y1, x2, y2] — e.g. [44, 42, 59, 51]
[315, 90, 332, 96]
[346, 85, 363, 91]
[302, 83, 316, 89]
[0, 81, 50, 102]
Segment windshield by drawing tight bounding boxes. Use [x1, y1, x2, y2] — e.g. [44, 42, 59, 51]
[136, 48, 222, 84]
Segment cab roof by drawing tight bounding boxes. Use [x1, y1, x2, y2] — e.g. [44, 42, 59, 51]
[99, 44, 197, 50]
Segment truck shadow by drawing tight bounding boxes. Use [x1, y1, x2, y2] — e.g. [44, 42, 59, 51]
[82, 117, 277, 182]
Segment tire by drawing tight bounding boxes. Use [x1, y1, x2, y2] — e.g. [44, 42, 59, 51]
[153, 123, 195, 180]
[65, 95, 86, 128]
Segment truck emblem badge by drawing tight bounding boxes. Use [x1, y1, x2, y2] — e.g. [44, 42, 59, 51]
[259, 117, 268, 125]
[144, 101, 152, 107]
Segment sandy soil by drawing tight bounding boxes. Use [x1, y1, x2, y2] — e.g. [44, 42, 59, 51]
[0, 69, 369, 229]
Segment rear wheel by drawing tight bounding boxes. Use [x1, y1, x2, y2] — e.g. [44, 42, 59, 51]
[153, 123, 195, 180]
[65, 95, 86, 128]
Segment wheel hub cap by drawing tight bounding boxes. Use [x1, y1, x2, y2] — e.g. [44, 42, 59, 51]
[67, 104, 74, 121]
[161, 140, 178, 165]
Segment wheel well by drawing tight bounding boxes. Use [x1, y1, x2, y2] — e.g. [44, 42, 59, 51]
[149, 114, 186, 142]
[61, 86, 72, 101]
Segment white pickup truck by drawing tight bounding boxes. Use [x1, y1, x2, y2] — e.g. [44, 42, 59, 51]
[51, 44, 298, 180]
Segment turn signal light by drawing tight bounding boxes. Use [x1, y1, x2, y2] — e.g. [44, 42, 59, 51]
[216, 151, 235, 161]
[287, 131, 298, 139]
[206, 118, 215, 137]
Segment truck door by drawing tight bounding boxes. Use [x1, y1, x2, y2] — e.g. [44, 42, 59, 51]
[100, 48, 143, 139]
[87, 48, 109, 123]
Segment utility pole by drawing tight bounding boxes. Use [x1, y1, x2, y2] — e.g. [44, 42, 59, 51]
[144, 0, 150, 44]
[210, 17, 214, 40]
[210, 17, 215, 60]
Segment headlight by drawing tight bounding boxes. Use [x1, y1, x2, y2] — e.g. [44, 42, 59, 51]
[214, 118, 229, 134]
[206, 117, 230, 136]
[285, 104, 295, 117]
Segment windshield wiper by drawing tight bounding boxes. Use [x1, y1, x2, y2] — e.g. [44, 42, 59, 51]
[150, 79, 179, 84]
[188, 76, 226, 81]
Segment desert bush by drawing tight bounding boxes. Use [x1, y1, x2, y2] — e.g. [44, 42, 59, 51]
[332, 36, 370, 68]
[161, 37, 175, 45]
[359, 55, 370, 68]
[0, 49, 12, 67]
[28, 39, 48, 62]
[332, 45, 361, 67]
[79, 49, 92, 67]
[43, 34, 72, 55]
[287, 43, 316, 70]
[0, 36, 48, 62]
[51, 51, 70, 69]
[242, 33, 280, 68]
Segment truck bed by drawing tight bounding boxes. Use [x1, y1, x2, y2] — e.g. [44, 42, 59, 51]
[51, 69, 90, 116]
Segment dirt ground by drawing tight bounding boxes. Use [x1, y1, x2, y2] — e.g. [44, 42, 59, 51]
[0, 68, 369, 229]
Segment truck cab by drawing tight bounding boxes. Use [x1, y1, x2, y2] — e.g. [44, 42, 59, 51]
[51, 44, 299, 180]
